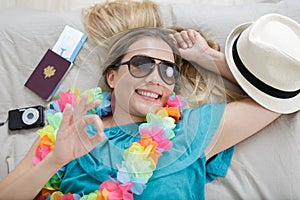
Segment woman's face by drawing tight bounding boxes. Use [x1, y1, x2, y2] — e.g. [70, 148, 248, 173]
[107, 37, 176, 122]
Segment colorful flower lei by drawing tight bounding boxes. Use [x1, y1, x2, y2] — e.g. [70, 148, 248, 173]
[34, 87, 188, 200]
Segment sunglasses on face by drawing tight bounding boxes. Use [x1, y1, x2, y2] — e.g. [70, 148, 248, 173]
[114, 55, 180, 85]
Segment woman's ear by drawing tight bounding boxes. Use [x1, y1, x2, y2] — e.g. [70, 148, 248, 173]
[106, 70, 116, 89]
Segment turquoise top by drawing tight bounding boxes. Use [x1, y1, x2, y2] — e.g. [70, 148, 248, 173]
[60, 104, 234, 200]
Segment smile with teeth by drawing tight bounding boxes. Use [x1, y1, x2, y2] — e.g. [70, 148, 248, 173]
[136, 89, 161, 99]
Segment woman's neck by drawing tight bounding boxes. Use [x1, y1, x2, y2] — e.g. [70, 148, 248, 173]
[103, 108, 145, 128]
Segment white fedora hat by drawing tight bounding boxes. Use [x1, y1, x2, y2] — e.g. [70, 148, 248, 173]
[225, 13, 300, 114]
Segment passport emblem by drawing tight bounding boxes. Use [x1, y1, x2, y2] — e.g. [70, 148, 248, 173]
[43, 65, 56, 78]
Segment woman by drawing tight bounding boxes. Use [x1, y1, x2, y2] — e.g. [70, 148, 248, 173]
[0, 27, 280, 199]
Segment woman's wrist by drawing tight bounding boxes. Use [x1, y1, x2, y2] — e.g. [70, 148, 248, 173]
[207, 48, 238, 85]
[208, 48, 223, 72]
[45, 151, 67, 170]
[193, 48, 222, 74]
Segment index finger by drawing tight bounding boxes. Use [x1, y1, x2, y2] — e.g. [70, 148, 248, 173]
[187, 29, 197, 44]
[60, 103, 72, 130]
[173, 32, 188, 49]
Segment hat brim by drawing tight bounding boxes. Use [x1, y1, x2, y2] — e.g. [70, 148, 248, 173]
[225, 22, 300, 114]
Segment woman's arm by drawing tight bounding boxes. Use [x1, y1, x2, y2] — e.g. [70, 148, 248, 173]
[0, 143, 64, 199]
[172, 29, 281, 158]
[0, 138, 39, 190]
[205, 98, 281, 159]
[172, 29, 238, 85]
[204, 49, 238, 85]
[0, 96, 105, 199]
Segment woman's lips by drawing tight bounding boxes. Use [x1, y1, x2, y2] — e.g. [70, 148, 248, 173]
[135, 89, 162, 100]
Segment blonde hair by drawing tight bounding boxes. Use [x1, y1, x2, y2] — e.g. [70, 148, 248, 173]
[82, 0, 162, 45]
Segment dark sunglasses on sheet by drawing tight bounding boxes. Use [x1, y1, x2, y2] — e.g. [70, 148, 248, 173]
[114, 55, 180, 85]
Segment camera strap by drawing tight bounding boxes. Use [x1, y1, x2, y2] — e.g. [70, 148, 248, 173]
[0, 117, 8, 126]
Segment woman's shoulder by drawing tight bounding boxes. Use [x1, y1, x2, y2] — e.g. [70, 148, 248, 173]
[174, 103, 227, 154]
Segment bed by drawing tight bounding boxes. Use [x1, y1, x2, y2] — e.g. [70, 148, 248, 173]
[0, 0, 299, 199]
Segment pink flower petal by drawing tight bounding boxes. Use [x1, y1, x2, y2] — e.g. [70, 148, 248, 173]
[100, 180, 134, 200]
[151, 126, 165, 140]
[157, 139, 173, 151]
[108, 191, 123, 200]
[139, 127, 151, 135]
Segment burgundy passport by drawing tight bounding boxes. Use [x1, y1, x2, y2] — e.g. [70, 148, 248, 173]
[25, 49, 71, 100]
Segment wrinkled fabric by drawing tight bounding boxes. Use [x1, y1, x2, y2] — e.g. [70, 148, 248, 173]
[60, 104, 234, 199]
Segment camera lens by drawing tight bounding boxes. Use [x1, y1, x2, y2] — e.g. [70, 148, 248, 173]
[27, 113, 34, 120]
[22, 108, 39, 125]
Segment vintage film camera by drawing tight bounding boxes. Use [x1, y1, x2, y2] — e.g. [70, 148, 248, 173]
[8, 105, 45, 130]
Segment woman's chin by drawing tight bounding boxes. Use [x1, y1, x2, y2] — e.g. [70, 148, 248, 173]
[132, 94, 165, 114]
[134, 103, 161, 116]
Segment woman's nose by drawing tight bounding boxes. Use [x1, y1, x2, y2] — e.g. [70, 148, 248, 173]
[145, 64, 164, 85]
